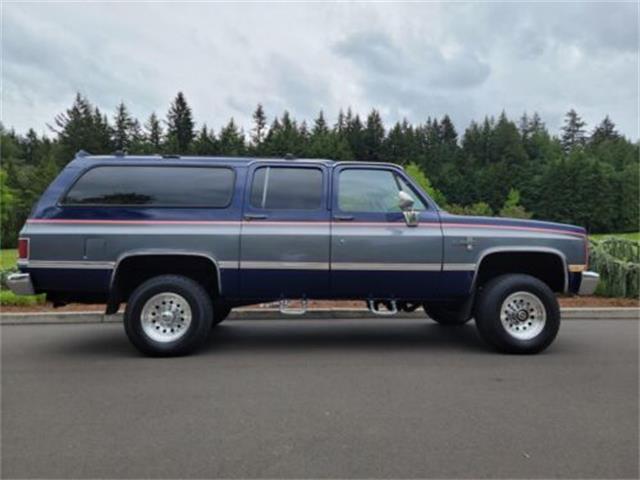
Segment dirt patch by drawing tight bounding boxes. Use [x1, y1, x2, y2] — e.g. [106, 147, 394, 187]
[1, 296, 638, 314]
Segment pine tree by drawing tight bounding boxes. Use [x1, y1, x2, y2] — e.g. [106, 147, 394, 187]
[166, 92, 195, 153]
[312, 111, 329, 136]
[144, 113, 163, 151]
[439, 115, 457, 146]
[590, 116, 620, 146]
[193, 124, 218, 155]
[561, 109, 587, 153]
[113, 102, 137, 151]
[343, 109, 365, 160]
[218, 118, 245, 156]
[50, 93, 113, 163]
[335, 109, 346, 134]
[251, 104, 267, 149]
[364, 109, 385, 161]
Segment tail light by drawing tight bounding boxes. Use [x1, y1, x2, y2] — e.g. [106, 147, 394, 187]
[18, 238, 29, 260]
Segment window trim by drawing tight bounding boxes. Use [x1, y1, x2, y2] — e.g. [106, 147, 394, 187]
[248, 165, 325, 211]
[58, 164, 236, 209]
[335, 166, 430, 214]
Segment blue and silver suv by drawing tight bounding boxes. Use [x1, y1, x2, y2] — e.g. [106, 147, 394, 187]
[7, 153, 599, 356]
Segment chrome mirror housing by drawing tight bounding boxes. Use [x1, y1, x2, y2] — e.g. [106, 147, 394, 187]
[398, 191, 419, 227]
[398, 191, 414, 211]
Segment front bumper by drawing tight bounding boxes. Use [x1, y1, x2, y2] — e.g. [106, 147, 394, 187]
[578, 271, 600, 296]
[6, 273, 35, 296]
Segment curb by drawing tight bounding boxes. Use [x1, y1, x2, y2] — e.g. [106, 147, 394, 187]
[1, 307, 638, 325]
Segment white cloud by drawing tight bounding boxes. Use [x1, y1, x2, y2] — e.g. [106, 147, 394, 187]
[2, 2, 638, 139]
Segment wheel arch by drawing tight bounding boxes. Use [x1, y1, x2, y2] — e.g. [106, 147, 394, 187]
[106, 250, 223, 314]
[471, 247, 568, 294]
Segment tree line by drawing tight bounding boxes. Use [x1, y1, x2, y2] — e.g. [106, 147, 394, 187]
[1, 92, 638, 247]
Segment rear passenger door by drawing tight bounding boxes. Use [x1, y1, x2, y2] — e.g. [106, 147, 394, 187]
[239, 163, 330, 299]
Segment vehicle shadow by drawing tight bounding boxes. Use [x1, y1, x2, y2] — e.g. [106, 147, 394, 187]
[202, 319, 489, 355]
[38, 319, 490, 358]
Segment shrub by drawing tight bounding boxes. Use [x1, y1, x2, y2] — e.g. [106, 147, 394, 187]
[589, 238, 640, 298]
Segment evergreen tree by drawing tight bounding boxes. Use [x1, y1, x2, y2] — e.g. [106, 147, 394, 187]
[193, 124, 218, 155]
[50, 93, 113, 163]
[439, 115, 457, 146]
[312, 111, 329, 136]
[590, 116, 620, 146]
[166, 92, 195, 153]
[113, 102, 137, 151]
[144, 113, 163, 151]
[561, 109, 587, 152]
[307, 112, 351, 160]
[251, 104, 267, 149]
[343, 109, 366, 160]
[218, 118, 245, 156]
[363, 109, 385, 161]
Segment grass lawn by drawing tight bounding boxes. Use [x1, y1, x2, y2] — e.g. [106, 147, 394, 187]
[590, 232, 640, 242]
[1, 249, 18, 270]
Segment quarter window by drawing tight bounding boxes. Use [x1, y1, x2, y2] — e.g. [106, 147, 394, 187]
[250, 167, 323, 210]
[338, 169, 427, 213]
[62, 166, 234, 207]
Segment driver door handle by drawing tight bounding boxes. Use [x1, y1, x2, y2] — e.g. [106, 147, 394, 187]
[333, 215, 354, 221]
[244, 213, 268, 221]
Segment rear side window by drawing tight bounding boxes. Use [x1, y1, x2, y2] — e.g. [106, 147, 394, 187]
[250, 167, 323, 210]
[62, 166, 234, 207]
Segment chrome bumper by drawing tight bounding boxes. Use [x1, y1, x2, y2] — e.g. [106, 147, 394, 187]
[6, 273, 35, 296]
[578, 271, 600, 296]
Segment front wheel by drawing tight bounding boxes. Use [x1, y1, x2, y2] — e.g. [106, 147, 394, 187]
[474, 274, 560, 354]
[124, 275, 213, 356]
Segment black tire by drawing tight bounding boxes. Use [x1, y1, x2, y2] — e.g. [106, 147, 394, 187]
[124, 275, 213, 356]
[424, 302, 472, 325]
[212, 303, 231, 327]
[474, 274, 560, 354]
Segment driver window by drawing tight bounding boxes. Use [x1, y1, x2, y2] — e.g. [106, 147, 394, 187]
[338, 169, 426, 213]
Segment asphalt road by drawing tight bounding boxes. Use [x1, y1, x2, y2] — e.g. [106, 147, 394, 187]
[2, 318, 638, 479]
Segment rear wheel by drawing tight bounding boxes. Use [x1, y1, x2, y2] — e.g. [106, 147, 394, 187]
[424, 302, 472, 325]
[124, 275, 213, 356]
[474, 274, 560, 354]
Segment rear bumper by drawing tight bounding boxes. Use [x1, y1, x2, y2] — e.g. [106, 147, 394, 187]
[6, 273, 35, 296]
[578, 271, 600, 296]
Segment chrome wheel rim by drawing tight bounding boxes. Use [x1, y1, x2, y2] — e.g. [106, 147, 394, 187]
[500, 291, 546, 341]
[140, 292, 192, 343]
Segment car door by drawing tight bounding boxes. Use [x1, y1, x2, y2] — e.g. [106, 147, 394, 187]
[239, 162, 330, 299]
[330, 165, 443, 300]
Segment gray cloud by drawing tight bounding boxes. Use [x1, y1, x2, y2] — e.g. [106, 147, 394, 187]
[334, 31, 490, 90]
[2, 2, 638, 139]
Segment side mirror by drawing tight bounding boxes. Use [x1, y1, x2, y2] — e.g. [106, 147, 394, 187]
[398, 191, 415, 211]
[398, 191, 419, 227]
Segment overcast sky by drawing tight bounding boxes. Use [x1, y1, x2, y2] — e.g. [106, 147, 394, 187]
[3, 2, 638, 139]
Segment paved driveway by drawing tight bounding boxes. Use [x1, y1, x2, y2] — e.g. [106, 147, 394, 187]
[2, 318, 638, 478]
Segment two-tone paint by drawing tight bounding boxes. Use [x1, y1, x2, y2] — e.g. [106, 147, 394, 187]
[15, 154, 591, 306]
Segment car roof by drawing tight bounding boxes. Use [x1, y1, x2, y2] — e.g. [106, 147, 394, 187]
[70, 154, 403, 170]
